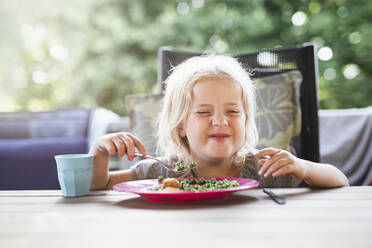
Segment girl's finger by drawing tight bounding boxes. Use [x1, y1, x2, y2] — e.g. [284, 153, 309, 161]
[272, 164, 295, 178]
[259, 151, 287, 176]
[111, 137, 126, 157]
[96, 143, 104, 152]
[127, 133, 147, 155]
[255, 148, 279, 158]
[264, 157, 291, 178]
[258, 159, 266, 166]
[103, 140, 117, 156]
[264, 151, 288, 169]
[119, 135, 136, 160]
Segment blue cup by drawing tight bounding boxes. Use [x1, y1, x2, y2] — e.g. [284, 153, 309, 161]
[55, 154, 94, 197]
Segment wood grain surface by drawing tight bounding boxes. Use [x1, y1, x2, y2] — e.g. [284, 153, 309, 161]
[1, 187, 371, 248]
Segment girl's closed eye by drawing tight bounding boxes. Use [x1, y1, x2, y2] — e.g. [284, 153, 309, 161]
[195, 109, 211, 115]
[227, 109, 241, 114]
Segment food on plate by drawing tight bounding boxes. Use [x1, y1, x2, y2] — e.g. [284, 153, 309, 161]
[162, 178, 181, 189]
[150, 177, 240, 192]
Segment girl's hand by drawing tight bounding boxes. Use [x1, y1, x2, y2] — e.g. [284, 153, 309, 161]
[255, 148, 308, 180]
[91, 132, 146, 160]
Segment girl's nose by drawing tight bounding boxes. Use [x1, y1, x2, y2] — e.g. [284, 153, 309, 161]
[212, 115, 228, 126]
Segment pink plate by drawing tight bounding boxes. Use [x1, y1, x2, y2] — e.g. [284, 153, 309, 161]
[113, 177, 259, 202]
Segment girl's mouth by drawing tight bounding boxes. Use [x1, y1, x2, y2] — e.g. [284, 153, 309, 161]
[209, 134, 230, 142]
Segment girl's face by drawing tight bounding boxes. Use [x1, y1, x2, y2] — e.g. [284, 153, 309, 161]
[179, 77, 246, 164]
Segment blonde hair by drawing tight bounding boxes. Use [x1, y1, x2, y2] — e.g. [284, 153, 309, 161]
[157, 55, 258, 164]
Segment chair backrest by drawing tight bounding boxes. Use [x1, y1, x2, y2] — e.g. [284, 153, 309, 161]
[157, 44, 320, 162]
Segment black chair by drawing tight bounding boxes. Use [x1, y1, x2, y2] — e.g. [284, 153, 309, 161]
[157, 43, 320, 162]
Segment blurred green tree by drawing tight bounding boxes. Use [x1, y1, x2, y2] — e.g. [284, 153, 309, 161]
[0, 0, 371, 115]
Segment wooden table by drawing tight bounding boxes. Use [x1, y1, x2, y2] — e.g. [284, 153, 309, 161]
[1, 187, 371, 248]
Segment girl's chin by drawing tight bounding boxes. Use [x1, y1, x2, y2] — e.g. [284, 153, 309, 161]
[205, 150, 234, 161]
[191, 145, 239, 161]
[191, 150, 230, 161]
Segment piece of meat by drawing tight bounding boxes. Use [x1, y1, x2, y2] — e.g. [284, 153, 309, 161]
[161, 178, 181, 189]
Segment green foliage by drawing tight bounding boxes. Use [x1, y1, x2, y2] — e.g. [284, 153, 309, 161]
[0, 0, 371, 115]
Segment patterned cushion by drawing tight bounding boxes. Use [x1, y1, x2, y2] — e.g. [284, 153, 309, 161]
[254, 71, 302, 151]
[125, 70, 302, 155]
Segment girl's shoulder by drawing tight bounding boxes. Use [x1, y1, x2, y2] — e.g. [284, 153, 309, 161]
[240, 151, 260, 176]
[242, 151, 259, 166]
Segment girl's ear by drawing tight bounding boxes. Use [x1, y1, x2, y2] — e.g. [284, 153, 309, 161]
[178, 124, 186, 137]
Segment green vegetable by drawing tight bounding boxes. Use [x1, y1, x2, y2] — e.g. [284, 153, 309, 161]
[188, 161, 197, 169]
[174, 161, 198, 171]
[150, 176, 241, 192]
[175, 162, 185, 171]
[180, 178, 240, 191]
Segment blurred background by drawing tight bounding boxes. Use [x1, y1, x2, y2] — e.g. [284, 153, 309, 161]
[1, 0, 371, 116]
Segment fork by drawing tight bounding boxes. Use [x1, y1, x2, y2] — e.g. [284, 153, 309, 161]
[263, 188, 286, 205]
[134, 152, 193, 175]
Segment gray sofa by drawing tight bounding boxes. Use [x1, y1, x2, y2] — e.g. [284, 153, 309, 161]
[0, 108, 121, 189]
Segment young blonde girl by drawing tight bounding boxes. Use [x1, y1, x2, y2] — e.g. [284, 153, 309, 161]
[89, 55, 349, 190]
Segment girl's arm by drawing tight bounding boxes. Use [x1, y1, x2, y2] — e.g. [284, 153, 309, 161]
[89, 132, 147, 190]
[256, 148, 349, 188]
[299, 159, 349, 187]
